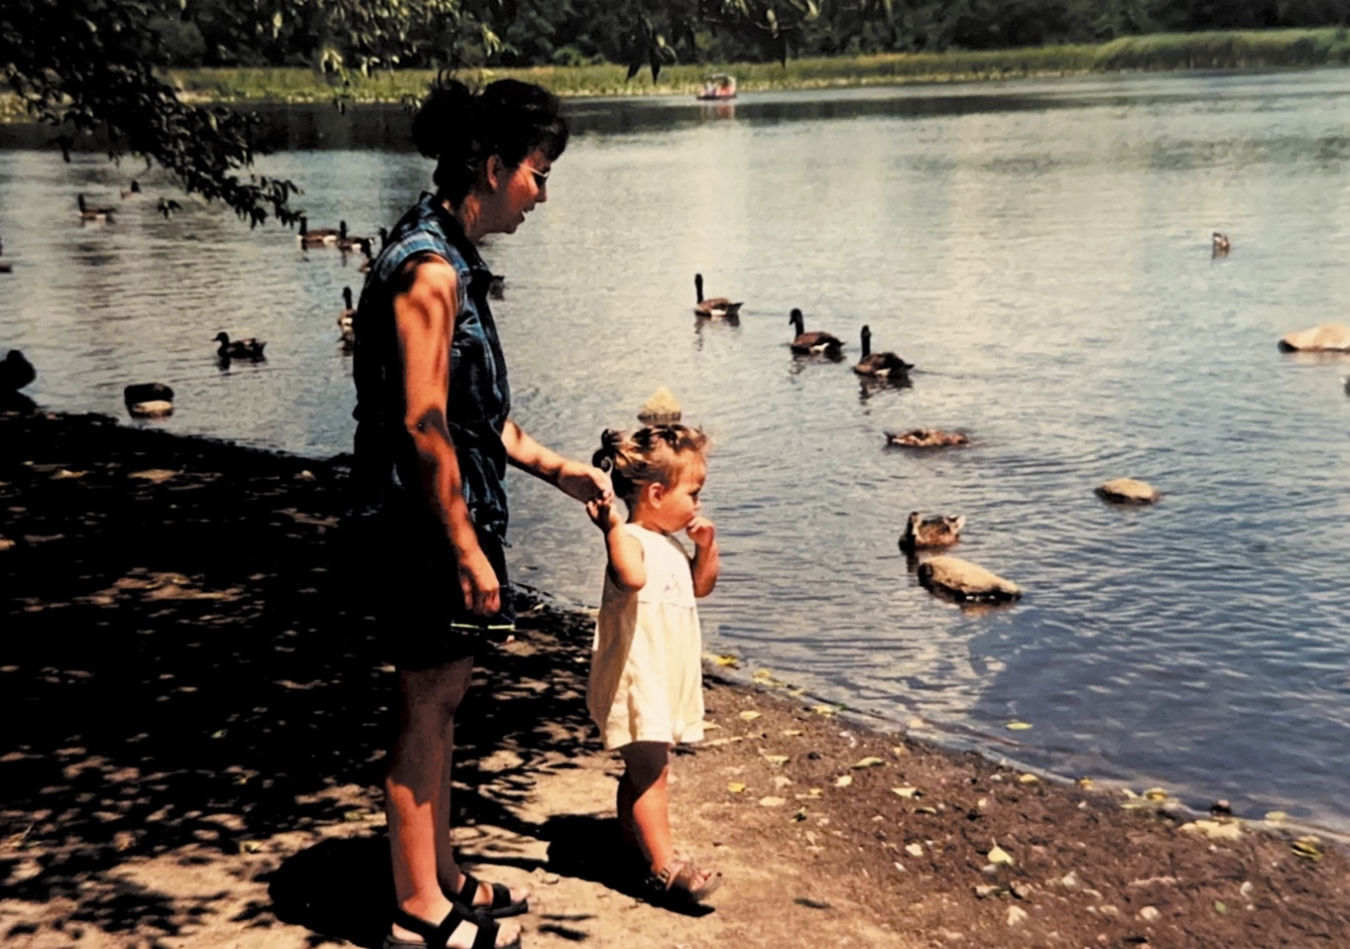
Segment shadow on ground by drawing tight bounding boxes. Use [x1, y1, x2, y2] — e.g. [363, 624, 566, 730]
[0, 411, 602, 943]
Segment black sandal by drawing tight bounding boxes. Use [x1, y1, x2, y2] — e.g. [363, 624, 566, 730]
[383, 904, 520, 949]
[453, 871, 530, 919]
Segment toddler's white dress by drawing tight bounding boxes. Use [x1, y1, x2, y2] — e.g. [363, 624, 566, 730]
[588, 523, 706, 750]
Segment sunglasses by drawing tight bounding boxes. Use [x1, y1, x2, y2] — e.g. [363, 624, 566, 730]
[519, 163, 550, 190]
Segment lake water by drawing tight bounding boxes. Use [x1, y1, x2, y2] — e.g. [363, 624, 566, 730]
[5, 69, 1350, 834]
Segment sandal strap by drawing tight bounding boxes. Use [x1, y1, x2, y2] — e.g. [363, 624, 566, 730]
[390, 904, 500, 949]
[455, 872, 515, 912]
[455, 872, 482, 907]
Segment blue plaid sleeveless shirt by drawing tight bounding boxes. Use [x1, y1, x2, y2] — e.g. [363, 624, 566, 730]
[351, 192, 511, 539]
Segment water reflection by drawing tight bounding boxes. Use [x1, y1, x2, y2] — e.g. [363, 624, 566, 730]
[6, 71, 1350, 833]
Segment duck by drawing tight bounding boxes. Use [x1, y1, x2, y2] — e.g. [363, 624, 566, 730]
[77, 194, 117, 222]
[1212, 232, 1231, 256]
[853, 325, 913, 379]
[337, 287, 357, 350]
[885, 428, 969, 448]
[121, 179, 142, 199]
[0, 349, 36, 393]
[298, 216, 343, 247]
[488, 274, 506, 300]
[899, 511, 966, 553]
[213, 332, 267, 360]
[787, 308, 843, 357]
[693, 274, 742, 319]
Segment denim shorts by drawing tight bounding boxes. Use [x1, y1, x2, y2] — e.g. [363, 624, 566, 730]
[353, 510, 516, 671]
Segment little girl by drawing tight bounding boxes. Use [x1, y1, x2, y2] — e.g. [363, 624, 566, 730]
[585, 424, 723, 906]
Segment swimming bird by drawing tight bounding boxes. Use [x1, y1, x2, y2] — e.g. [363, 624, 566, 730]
[885, 428, 968, 448]
[787, 308, 842, 357]
[0, 350, 36, 392]
[489, 274, 506, 300]
[853, 325, 913, 380]
[121, 179, 142, 199]
[337, 287, 357, 350]
[0, 237, 11, 274]
[899, 511, 965, 553]
[337, 223, 372, 253]
[693, 274, 742, 319]
[77, 194, 117, 222]
[1212, 232, 1231, 256]
[350, 237, 375, 273]
[298, 216, 343, 247]
[213, 332, 267, 360]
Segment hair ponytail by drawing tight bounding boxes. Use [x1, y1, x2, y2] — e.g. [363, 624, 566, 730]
[594, 424, 710, 503]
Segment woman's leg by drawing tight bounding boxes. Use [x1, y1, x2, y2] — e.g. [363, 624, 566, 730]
[434, 707, 530, 910]
[386, 657, 518, 947]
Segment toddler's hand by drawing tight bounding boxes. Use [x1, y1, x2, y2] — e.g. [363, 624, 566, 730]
[587, 498, 622, 532]
[686, 516, 716, 548]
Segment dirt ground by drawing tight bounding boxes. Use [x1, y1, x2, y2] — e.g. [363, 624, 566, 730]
[3, 408, 1350, 949]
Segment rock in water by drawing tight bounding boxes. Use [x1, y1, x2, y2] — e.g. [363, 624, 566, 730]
[918, 555, 1021, 603]
[125, 382, 174, 419]
[1278, 324, 1350, 352]
[637, 386, 682, 425]
[1096, 478, 1160, 505]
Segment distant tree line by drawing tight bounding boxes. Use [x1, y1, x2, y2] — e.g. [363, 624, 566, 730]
[6, 0, 1348, 226]
[154, 0, 1350, 69]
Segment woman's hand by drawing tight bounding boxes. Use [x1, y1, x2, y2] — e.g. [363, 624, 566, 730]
[686, 516, 717, 549]
[558, 460, 614, 506]
[457, 546, 501, 616]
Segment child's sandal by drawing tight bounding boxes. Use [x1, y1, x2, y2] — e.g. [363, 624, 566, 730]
[645, 859, 723, 905]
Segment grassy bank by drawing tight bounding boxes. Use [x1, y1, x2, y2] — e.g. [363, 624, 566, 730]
[169, 26, 1350, 103]
[2, 26, 1348, 122]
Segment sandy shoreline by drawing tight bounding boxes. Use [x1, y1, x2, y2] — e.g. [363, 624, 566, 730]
[3, 407, 1349, 948]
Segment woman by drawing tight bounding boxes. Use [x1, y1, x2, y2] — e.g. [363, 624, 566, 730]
[351, 78, 612, 949]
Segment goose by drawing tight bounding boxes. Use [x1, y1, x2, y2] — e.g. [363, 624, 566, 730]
[337, 223, 372, 252]
[347, 237, 375, 273]
[213, 332, 267, 360]
[121, 179, 142, 199]
[77, 194, 117, 222]
[693, 274, 742, 319]
[1212, 232, 1231, 256]
[853, 325, 913, 379]
[298, 216, 343, 247]
[337, 287, 357, 350]
[0, 350, 36, 393]
[899, 511, 965, 553]
[787, 308, 842, 356]
[885, 428, 968, 448]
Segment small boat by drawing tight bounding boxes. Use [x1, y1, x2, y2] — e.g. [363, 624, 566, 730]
[696, 74, 737, 101]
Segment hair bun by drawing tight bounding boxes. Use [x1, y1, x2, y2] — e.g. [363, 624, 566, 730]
[412, 80, 475, 160]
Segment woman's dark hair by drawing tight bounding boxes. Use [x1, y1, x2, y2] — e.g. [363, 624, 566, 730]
[412, 77, 569, 204]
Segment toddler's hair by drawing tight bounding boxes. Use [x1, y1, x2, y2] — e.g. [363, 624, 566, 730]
[593, 424, 710, 501]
